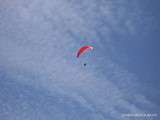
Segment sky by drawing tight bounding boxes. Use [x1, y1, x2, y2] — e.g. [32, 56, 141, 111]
[0, 0, 160, 120]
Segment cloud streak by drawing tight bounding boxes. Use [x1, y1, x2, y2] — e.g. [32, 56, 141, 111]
[0, 0, 159, 119]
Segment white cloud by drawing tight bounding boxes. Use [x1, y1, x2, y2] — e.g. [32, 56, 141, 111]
[0, 0, 157, 119]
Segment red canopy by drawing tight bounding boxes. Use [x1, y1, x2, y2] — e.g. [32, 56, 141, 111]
[76, 45, 93, 58]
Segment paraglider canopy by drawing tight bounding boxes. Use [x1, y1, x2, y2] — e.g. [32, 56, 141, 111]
[76, 45, 93, 58]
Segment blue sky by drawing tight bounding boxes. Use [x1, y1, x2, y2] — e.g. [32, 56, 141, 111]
[0, 0, 160, 120]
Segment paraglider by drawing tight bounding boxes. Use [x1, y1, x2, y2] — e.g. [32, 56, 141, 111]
[83, 63, 87, 66]
[76, 45, 94, 58]
[76, 45, 94, 66]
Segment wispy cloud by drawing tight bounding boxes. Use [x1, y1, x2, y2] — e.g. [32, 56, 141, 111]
[0, 0, 159, 119]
